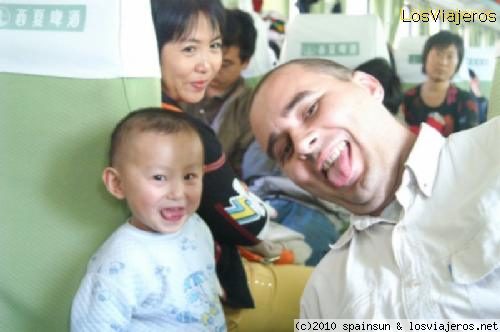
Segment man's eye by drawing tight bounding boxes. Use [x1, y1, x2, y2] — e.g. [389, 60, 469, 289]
[305, 101, 318, 118]
[153, 175, 166, 181]
[277, 141, 293, 164]
[283, 143, 293, 157]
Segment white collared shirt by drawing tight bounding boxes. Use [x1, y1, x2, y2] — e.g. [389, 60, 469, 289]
[301, 118, 500, 318]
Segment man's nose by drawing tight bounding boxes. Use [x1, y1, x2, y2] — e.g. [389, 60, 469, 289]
[294, 130, 319, 160]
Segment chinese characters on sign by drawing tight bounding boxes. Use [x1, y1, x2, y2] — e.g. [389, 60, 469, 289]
[0, 4, 86, 31]
[301, 42, 360, 57]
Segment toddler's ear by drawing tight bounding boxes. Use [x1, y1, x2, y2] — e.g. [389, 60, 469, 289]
[102, 167, 125, 200]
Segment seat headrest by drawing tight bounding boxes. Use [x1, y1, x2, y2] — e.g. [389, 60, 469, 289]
[242, 10, 274, 79]
[0, 0, 160, 79]
[460, 47, 496, 82]
[280, 14, 390, 68]
[394, 36, 427, 84]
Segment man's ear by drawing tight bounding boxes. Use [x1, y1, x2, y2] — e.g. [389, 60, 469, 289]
[352, 71, 384, 103]
[102, 167, 125, 200]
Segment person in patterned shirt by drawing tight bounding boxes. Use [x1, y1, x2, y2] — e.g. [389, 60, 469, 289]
[402, 30, 478, 137]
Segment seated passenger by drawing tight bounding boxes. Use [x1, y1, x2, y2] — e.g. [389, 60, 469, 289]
[184, 8, 258, 177]
[402, 30, 478, 136]
[71, 109, 226, 331]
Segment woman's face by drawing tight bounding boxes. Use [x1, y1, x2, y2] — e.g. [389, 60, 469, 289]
[424, 44, 459, 83]
[160, 13, 222, 103]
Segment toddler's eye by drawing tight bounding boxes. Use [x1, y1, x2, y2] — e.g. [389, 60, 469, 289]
[153, 175, 166, 181]
[184, 173, 198, 181]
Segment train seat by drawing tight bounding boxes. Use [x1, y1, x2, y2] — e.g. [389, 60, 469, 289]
[279, 14, 390, 68]
[0, 1, 160, 330]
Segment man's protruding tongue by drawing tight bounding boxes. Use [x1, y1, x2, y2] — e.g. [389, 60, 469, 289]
[326, 145, 352, 188]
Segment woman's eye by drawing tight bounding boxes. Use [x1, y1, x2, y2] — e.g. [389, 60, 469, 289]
[153, 175, 166, 181]
[211, 41, 222, 50]
[182, 46, 196, 54]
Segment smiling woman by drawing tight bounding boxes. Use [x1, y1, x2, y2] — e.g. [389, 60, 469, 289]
[153, 0, 223, 103]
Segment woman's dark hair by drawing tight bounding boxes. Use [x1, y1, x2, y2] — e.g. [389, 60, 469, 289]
[150, 0, 225, 53]
[355, 57, 403, 115]
[421, 30, 464, 74]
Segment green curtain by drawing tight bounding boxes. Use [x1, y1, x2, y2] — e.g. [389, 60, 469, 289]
[448, 22, 461, 34]
[261, 0, 289, 17]
[419, 21, 429, 36]
[308, 0, 346, 14]
[221, 0, 239, 8]
[370, 0, 404, 43]
[310, 1, 325, 13]
[469, 25, 483, 47]
[488, 30, 497, 46]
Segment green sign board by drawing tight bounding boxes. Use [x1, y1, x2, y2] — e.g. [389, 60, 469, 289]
[408, 54, 422, 64]
[301, 42, 360, 57]
[0, 4, 86, 31]
[467, 58, 489, 66]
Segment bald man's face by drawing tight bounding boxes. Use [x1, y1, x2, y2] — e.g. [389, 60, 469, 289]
[250, 64, 397, 215]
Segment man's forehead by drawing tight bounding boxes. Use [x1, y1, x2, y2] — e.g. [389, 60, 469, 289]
[258, 65, 308, 102]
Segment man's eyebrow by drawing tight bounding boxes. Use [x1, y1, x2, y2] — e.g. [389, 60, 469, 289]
[281, 90, 313, 117]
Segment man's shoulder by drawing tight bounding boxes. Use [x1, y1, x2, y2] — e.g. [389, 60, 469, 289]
[440, 117, 500, 185]
[219, 81, 254, 120]
[228, 79, 254, 104]
[447, 117, 499, 152]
